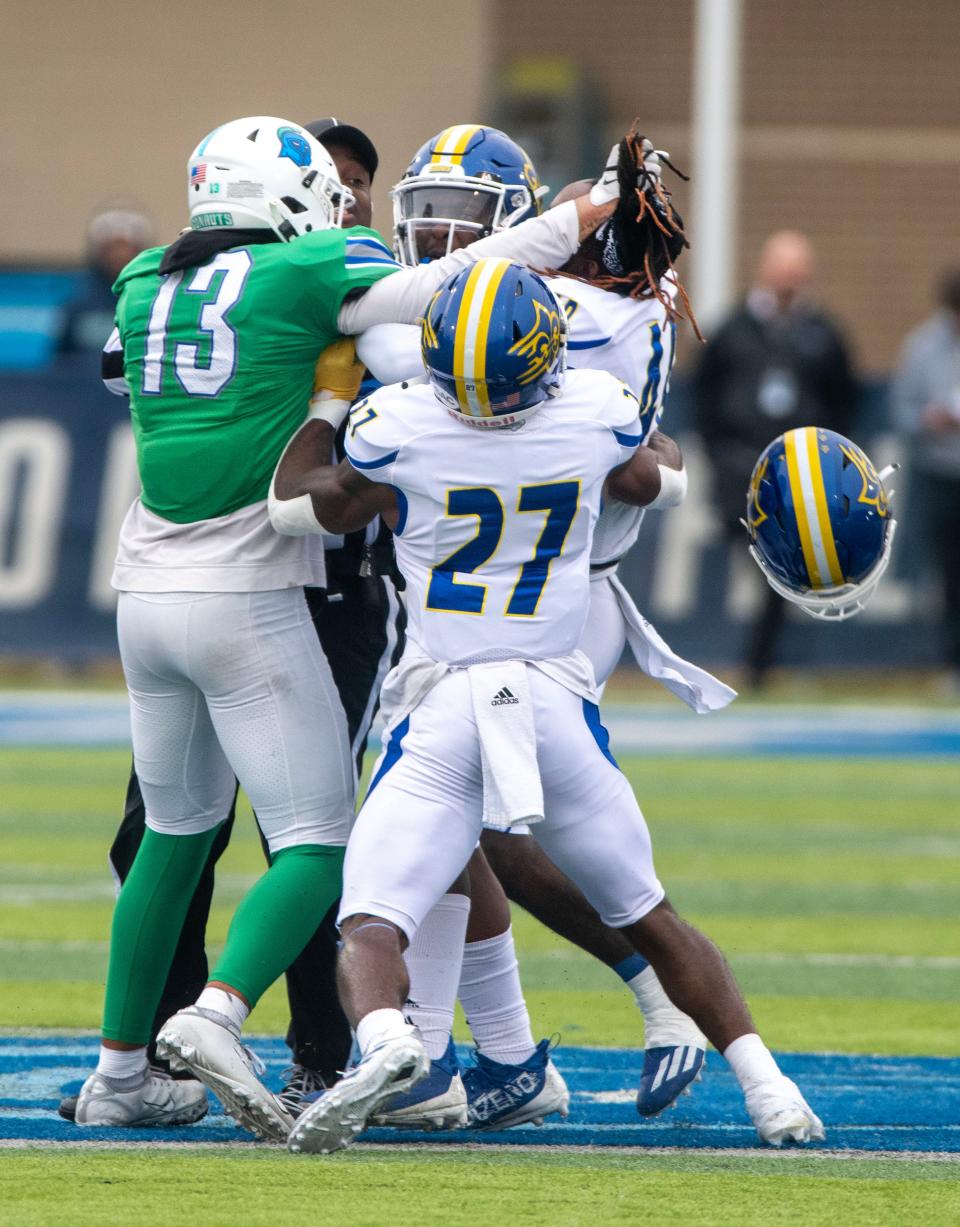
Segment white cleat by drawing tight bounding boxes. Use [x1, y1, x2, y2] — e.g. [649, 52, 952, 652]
[288, 1033, 430, 1155]
[156, 1007, 294, 1143]
[372, 1073, 468, 1131]
[372, 1036, 467, 1130]
[745, 1076, 826, 1146]
[74, 1068, 208, 1127]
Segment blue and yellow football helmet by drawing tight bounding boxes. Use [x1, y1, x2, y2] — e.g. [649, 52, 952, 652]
[393, 125, 547, 266]
[421, 258, 566, 429]
[745, 427, 896, 620]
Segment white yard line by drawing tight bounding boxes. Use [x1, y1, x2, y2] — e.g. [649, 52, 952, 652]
[0, 1138, 957, 1162]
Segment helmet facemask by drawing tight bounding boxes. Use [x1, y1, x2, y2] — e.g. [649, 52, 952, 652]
[747, 518, 896, 620]
[266, 165, 355, 240]
[393, 171, 543, 266]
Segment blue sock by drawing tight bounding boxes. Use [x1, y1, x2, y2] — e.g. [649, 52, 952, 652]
[612, 953, 649, 983]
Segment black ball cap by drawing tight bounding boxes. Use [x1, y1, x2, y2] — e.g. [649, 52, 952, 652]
[305, 118, 379, 182]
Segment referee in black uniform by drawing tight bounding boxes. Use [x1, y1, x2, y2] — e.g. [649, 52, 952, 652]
[61, 120, 406, 1119]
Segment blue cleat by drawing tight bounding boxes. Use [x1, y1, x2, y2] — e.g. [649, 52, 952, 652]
[636, 1044, 706, 1117]
[371, 1036, 467, 1130]
[463, 1039, 569, 1130]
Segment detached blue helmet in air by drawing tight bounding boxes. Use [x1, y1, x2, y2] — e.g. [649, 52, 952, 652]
[421, 258, 566, 429]
[744, 427, 896, 620]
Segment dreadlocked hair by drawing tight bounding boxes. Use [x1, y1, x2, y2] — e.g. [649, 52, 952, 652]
[562, 123, 703, 342]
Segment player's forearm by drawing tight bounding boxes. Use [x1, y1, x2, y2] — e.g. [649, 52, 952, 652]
[273, 421, 335, 502]
[337, 198, 613, 335]
[606, 447, 660, 507]
[269, 421, 337, 536]
[272, 422, 388, 535]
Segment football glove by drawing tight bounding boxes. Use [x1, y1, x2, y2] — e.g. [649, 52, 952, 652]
[308, 338, 366, 429]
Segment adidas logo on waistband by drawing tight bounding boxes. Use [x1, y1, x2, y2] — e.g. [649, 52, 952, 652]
[491, 687, 520, 706]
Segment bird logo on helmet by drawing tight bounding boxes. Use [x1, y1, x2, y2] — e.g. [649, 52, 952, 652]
[393, 125, 548, 266]
[186, 116, 353, 240]
[744, 427, 897, 620]
[421, 258, 566, 429]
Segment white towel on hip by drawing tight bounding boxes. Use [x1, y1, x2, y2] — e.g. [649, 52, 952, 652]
[608, 574, 737, 714]
[468, 660, 544, 831]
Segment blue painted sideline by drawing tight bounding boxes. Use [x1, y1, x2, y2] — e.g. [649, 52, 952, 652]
[2, 693, 960, 756]
[1, 1039, 957, 1152]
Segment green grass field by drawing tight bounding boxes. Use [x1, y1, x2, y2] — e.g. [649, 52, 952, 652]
[1, 738, 959, 1224]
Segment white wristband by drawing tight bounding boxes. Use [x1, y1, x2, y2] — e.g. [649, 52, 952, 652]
[648, 463, 687, 510]
[307, 393, 351, 430]
[267, 476, 325, 536]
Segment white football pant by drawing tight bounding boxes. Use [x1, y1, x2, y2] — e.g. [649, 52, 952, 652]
[577, 572, 629, 688]
[339, 666, 664, 940]
[117, 588, 354, 853]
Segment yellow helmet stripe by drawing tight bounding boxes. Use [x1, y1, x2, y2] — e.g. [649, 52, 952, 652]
[453, 257, 513, 417]
[431, 124, 482, 165]
[472, 258, 514, 414]
[801, 426, 845, 585]
[783, 429, 821, 585]
[783, 428, 844, 588]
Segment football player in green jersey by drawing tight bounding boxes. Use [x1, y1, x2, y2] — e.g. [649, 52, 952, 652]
[74, 114, 620, 1138]
[61, 122, 380, 1129]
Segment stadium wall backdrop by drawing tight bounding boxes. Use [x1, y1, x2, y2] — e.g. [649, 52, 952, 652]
[0, 361, 939, 668]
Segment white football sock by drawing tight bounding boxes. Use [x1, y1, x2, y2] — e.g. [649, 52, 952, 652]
[458, 926, 537, 1065]
[196, 985, 250, 1032]
[723, 1033, 784, 1090]
[356, 1008, 414, 1057]
[403, 893, 471, 1060]
[627, 967, 706, 1050]
[96, 1044, 149, 1084]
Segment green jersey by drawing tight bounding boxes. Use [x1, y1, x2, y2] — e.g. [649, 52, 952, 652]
[113, 228, 398, 524]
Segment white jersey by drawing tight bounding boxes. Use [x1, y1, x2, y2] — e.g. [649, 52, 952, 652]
[344, 368, 642, 665]
[112, 498, 326, 593]
[548, 276, 677, 566]
[356, 277, 678, 569]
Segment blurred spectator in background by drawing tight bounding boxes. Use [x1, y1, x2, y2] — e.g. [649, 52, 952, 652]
[890, 268, 960, 695]
[57, 203, 154, 354]
[693, 230, 857, 688]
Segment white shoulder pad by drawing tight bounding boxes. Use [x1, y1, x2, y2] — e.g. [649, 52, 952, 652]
[548, 277, 612, 352]
[591, 371, 645, 442]
[343, 382, 425, 479]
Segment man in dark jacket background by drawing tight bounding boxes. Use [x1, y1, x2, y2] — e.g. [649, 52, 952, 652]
[693, 230, 857, 687]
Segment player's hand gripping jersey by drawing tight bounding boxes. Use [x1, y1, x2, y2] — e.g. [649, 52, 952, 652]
[343, 367, 643, 665]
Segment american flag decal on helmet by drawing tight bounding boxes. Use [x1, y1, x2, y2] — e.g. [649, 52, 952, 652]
[190, 164, 207, 184]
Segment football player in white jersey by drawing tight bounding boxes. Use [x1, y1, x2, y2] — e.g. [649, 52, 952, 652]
[73, 115, 625, 1137]
[349, 127, 730, 1128]
[272, 259, 824, 1155]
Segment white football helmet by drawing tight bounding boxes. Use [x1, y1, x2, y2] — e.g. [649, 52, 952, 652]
[187, 116, 354, 240]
